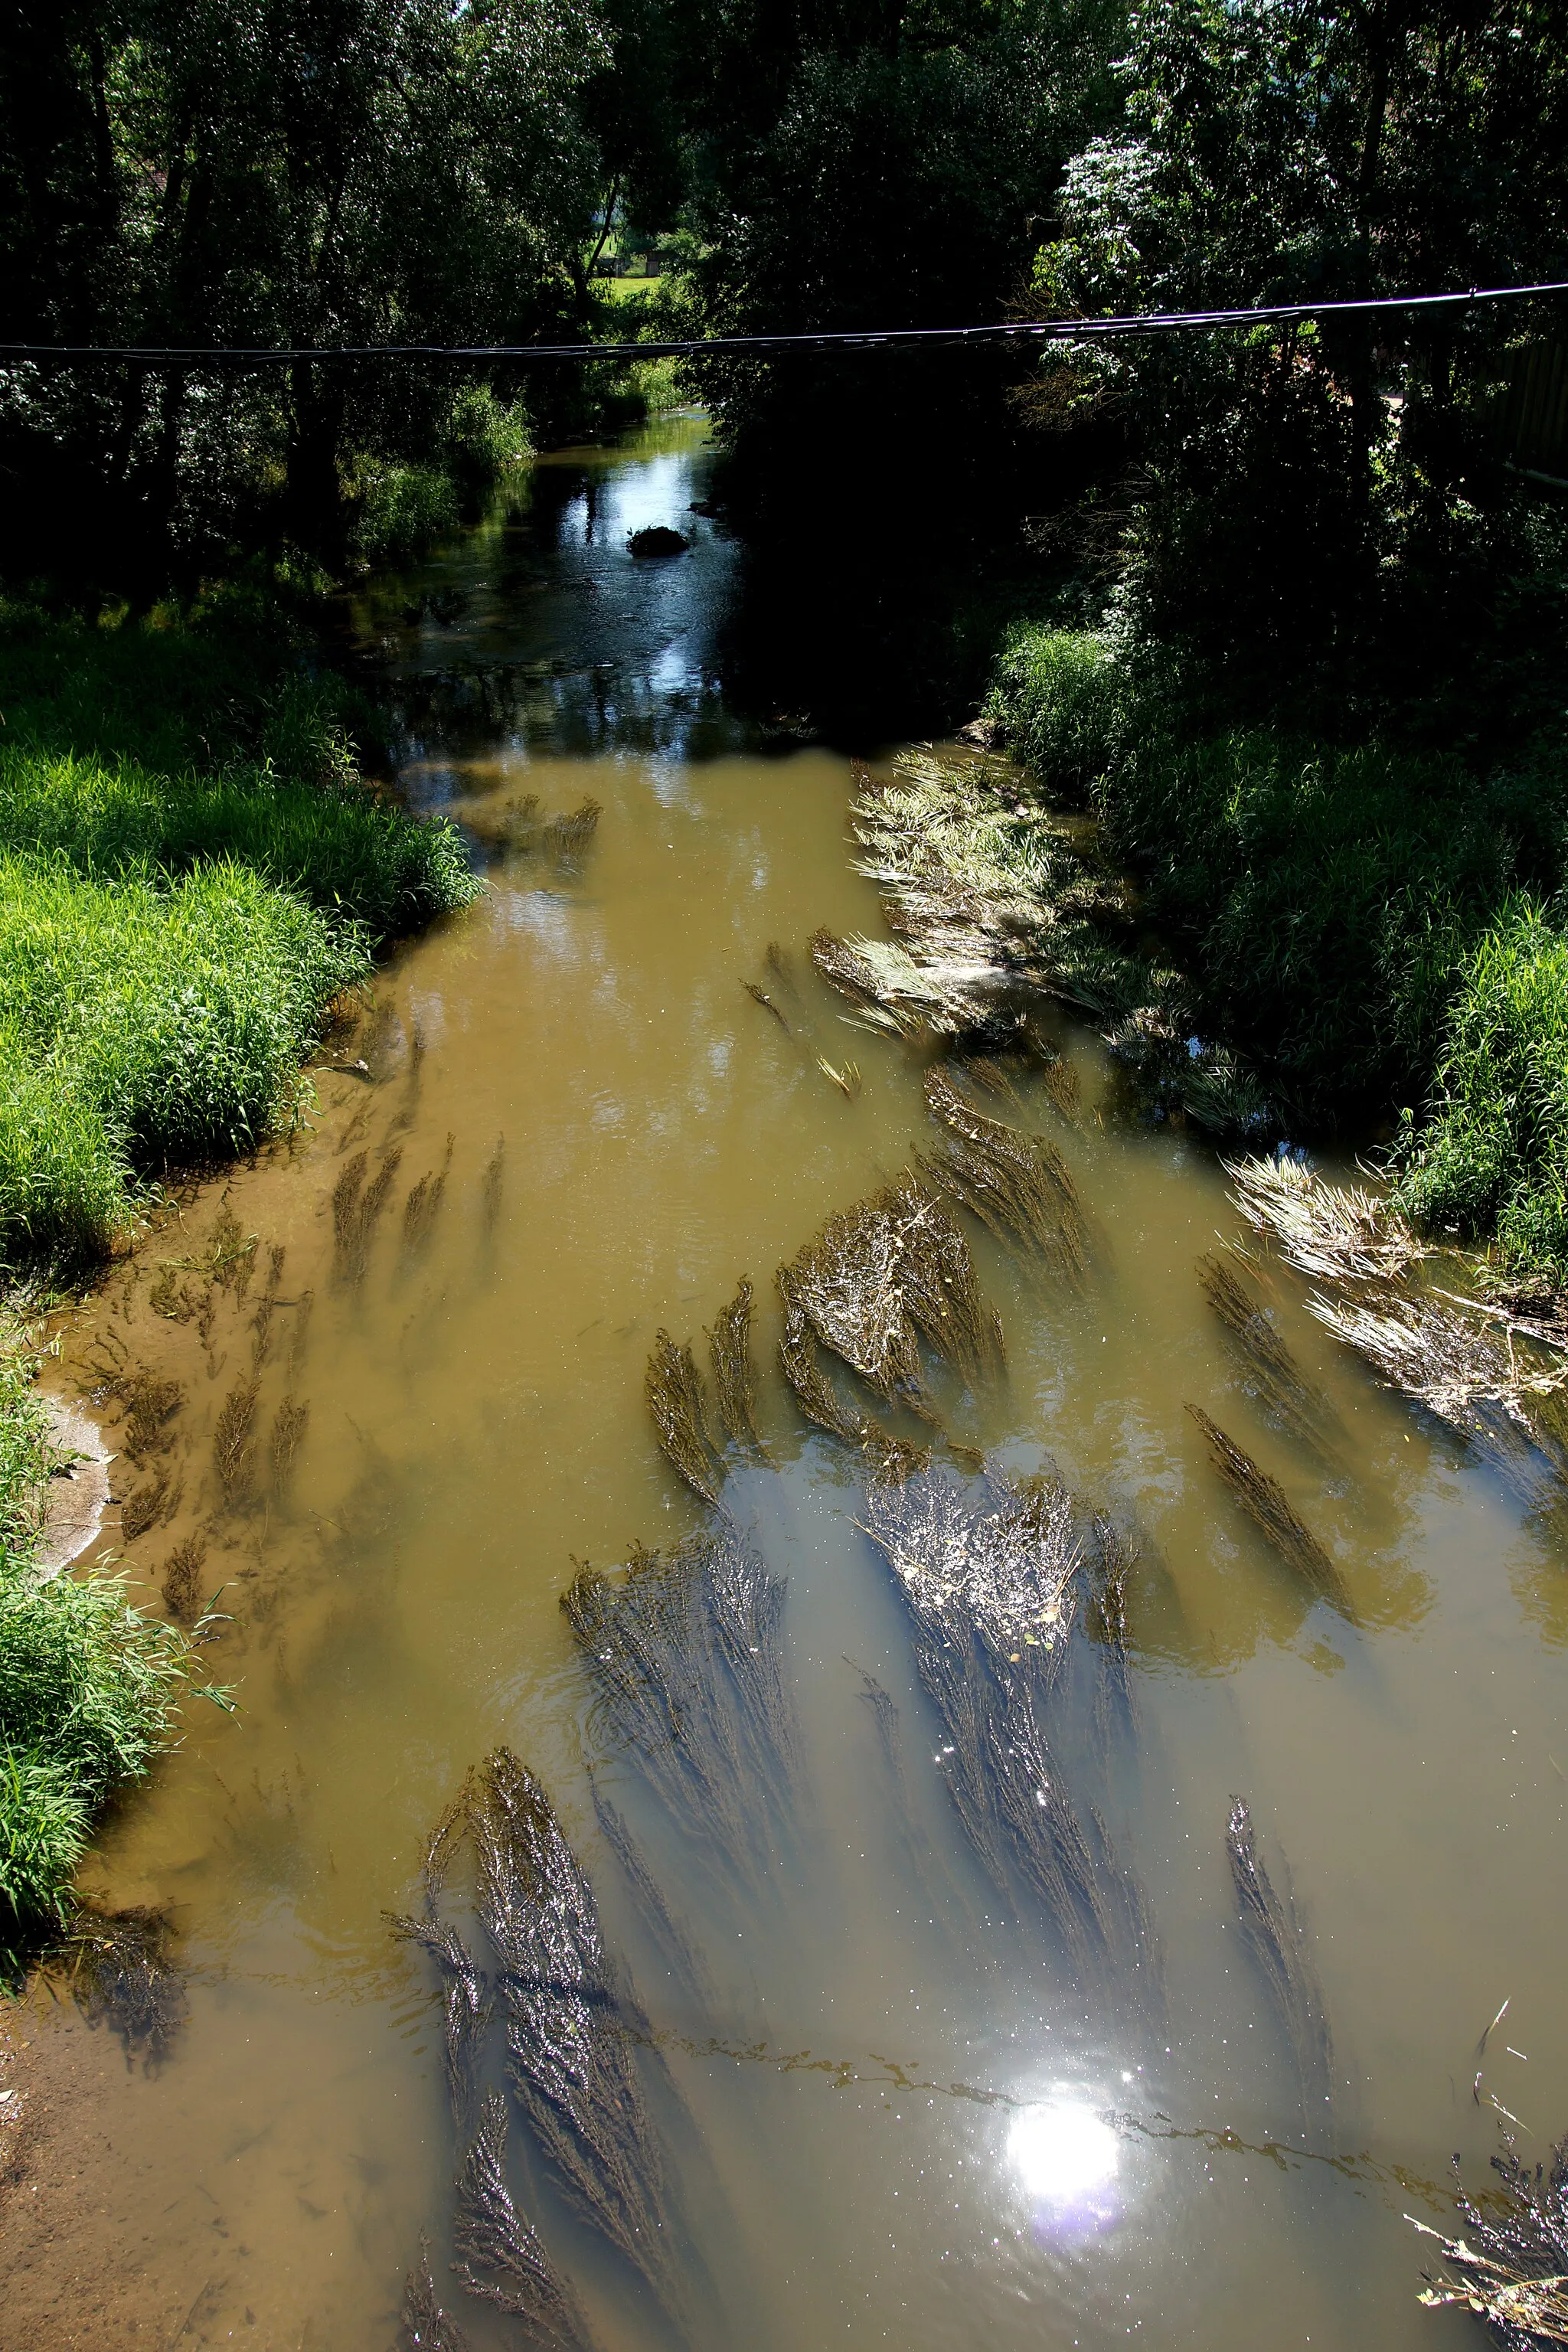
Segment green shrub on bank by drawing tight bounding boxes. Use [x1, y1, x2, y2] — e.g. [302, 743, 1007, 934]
[985, 626, 1125, 795]
[1393, 901, 1568, 1279]
[989, 621, 1568, 1116]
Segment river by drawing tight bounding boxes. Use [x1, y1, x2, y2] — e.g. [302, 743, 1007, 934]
[5, 410, 1566, 2352]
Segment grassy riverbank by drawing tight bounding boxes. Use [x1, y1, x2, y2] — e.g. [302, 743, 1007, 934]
[985, 625, 1568, 1282]
[0, 590, 478, 1953]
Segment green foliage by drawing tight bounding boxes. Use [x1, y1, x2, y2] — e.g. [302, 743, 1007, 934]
[0, 854, 368, 1260]
[0, 1321, 192, 1955]
[991, 621, 1568, 1124]
[0, 606, 476, 1263]
[1393, 903, 1568, 1281]
[348, 462, 463, 569]
[985, 627, 1125, 797]
[0, 1566, 191, 1945]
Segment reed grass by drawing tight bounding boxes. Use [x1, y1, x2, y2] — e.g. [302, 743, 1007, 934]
[1186, 1405, 1346, 1606]
[1413, 2140, 1568, 2345]
[1225, 1798, 1332, 2118]
[921, 1066, 1087, 1276]
[452, 2091, 592, 2348]
[539, 798, 603, 864]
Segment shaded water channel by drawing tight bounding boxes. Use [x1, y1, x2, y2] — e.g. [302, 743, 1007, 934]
[23, 413, 1568, 2350]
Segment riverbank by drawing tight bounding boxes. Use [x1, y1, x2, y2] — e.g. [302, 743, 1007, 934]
[0, 590, 478, 1958]
[983, 622, 1568, 1286]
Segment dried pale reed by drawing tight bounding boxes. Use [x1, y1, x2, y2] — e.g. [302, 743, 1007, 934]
[1225, 1155, 1427, 1285]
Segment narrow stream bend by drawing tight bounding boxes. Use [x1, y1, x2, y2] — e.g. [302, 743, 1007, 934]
[31, 413, 1568, 2352]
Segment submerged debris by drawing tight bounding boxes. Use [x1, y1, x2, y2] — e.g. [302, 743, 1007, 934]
[1187, 1405, 1348, 1609]
[1411, 2142, 1568, 2347]
[564, 1524, 797, 1885]
[779, 1172, 1002, 1410]
[1226, 1155, 1427, 1286]
[452, 2091, 592, 2348]
[401, 2242, 472, 2352]
[1197, 1250, 1331, 1444]
[1225, 1799, 1332, 2121]
[468, 1748, 678, 2302]
[920, 1066, 1088, 1276]
[61, 1904, 187, 2060]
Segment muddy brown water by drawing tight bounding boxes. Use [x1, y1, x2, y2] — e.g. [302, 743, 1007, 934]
[11, 412, 1568, 2351]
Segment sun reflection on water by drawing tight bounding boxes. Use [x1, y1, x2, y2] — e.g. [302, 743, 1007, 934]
[1008, 2101, 1123, 2238]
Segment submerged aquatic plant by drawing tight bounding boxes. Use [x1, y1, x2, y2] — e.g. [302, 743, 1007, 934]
[1187, 1405, 1347, 1608]
[1225, 1799, 1331, 2122]
[860, 1455, 1153, 1984]
[388, 1897, 492, 2138]
[645, 1330, 725, 1504]
[161, 1533, 207, 1622]
[468, 1747, 678, 2303]
[1197, 1250, 1330, 1445]
[1411, 2142, 1568, 2348]
[333, 1143, 403, 1281]
[564, 1524, 797, 1886]
[60, 1901, 187, 2060]
[809, 926, 984, 1039]
[452, 2091, 592, 2348]
[779, 1172, 1001, 1411]
[1305, 1288, 1568, 1458]
[539, 798, 602, 864]
[212, 1375, 260, 1501]
[590, 1780, 714, 2007]
[920, 1066, 1087, 1276]
[401, 2243, 471, 2352]
[705, 1277, 762, 1454]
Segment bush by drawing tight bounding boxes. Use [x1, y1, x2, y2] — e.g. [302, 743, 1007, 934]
[1393, 901, 1568, 1279]
[351, 462, 462, 567]
[986, 625, 1125, 795]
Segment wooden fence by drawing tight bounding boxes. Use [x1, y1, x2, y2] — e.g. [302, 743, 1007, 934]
[1495, 342, 1568, 482]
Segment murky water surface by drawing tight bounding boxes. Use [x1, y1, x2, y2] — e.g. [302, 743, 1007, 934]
[30, 414, 1568, 2350]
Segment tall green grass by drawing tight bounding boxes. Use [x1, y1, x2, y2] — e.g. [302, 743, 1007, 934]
[0, 1325, 194, 1958]
[989, 619, 1568, 1278]
[0, 601, 478, 1263]
[1394, 901, 1568, 1279]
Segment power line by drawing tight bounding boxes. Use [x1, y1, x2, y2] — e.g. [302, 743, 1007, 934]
[2, 279, 1565, 366]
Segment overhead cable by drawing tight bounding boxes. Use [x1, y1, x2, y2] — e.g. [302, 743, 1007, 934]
[2, 278, 1566, 367]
